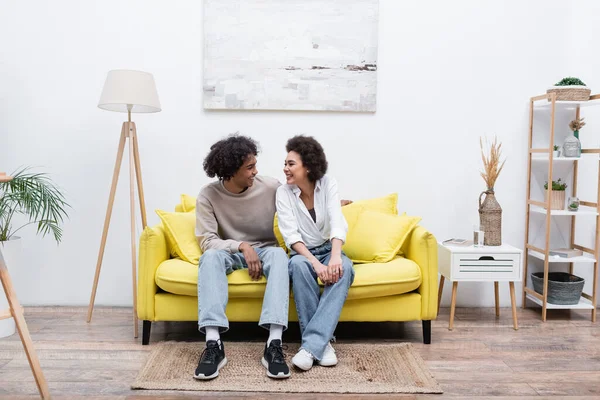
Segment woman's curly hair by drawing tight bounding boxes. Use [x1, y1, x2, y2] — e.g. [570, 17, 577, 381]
[286, 135, 328, 182]
[203, 133, 259, 181]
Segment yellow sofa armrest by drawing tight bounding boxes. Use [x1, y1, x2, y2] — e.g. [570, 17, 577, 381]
[402, 225, 438, 320]
[137, 224, 169, 321]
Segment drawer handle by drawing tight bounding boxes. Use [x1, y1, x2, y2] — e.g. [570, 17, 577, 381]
[479, 256, 495, 261]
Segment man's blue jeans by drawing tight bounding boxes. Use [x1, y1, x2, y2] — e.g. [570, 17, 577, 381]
[289, 242, 354, 360]
[197, 247, 289, 333]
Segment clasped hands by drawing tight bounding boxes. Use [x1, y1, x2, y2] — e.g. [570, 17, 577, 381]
[312, 254, 343, 285]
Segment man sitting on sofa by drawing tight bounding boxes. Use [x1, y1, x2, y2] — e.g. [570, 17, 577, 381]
[193, 133, 291, 381]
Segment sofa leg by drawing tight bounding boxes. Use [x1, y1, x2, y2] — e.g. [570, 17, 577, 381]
[142, 320, 152, 345]
[422, 320, 431, 344]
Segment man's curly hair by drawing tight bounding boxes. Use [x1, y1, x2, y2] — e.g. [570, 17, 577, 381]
[286, 135, 328, 182]
[203, 133, 259, 181]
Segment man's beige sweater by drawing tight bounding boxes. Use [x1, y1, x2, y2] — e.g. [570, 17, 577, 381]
[195, 175, 280, 253]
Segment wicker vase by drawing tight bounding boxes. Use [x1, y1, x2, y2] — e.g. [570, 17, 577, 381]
[479, 189, 502, 246]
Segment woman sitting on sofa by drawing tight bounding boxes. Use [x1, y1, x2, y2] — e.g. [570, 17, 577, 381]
[275, 135, 355, 371]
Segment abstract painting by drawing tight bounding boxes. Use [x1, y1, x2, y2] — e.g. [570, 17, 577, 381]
[203, 0, 379, 112]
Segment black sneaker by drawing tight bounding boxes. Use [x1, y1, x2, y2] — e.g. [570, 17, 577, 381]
[261, 339, 291, 379]
[194, 340, 227, 380]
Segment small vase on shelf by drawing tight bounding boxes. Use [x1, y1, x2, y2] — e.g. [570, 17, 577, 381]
[563, 130, 581, 158]
[564, 118, 586, 158]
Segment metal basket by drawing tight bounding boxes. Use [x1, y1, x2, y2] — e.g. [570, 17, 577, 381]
[531, 272, 584, 305]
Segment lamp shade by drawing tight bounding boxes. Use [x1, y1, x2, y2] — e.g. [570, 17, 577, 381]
[98, 69, 161, 113]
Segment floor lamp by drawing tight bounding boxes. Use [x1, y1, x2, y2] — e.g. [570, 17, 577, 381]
[0, 172, 50, 399]
[87, 70, 161, 338]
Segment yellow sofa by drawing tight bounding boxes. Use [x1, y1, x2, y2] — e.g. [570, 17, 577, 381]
[137, 198, 439, 345]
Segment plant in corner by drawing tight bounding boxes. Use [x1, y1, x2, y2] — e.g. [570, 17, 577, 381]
[563, 117, 586, 158]
[547, 76, 591, 101]
[553, 145, 560, 158]
[544, 178, 567, 210]
[479, 136, 506, 246]
[0, 167, 70, 243]
[0, 167, 69, 338]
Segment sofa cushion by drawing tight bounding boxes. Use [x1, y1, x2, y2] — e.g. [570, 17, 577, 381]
[180, 193, 196, 212]
[343, 192, 398, 215]
[274, 193, 398, 254]
[347, 256, 421, 300]
[344, 209, 421, 264]
[155, 209, 202, 264]
[155, 256, 421, 300]
[156, 258, 267, 298]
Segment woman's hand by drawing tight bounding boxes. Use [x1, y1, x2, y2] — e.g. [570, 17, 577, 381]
[312, 261, 330, 285]
[328, 254, 343, 284]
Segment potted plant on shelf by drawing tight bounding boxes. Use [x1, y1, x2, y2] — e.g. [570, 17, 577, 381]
[547, 77, 591, 101]
[544, 178, 567, 210]
[553, 145, 560, 158]
[568, 196, 580, 212]
[0, 167, 70, 338]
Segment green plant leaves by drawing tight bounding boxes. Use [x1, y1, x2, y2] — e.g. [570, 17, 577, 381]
[543, 178, 567, 191]
[0, 167, 70, 243]
[555, 77, 586, 86]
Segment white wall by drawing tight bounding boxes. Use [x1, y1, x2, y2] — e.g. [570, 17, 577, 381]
[1, 0, 599, 308]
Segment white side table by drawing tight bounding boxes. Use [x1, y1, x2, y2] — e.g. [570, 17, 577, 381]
[437, 242, 523, 330]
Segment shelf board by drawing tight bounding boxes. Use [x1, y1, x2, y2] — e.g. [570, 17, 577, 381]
[534, 99, 600, 109]
[530, 205, 598, 216]
[528, 249, 596, 263]
[532, 155, 582, 162]
[525, 293, 595, 309]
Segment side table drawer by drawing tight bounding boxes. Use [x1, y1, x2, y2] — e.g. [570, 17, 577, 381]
[451, 253, 521, 281]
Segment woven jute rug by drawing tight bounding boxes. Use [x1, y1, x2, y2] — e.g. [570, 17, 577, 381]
[132, 341, 442, 394]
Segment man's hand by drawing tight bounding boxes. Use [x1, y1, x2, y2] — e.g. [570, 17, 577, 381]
[312, 261, 331, 285]
[341, 199, 353, 207]
[327, 254, 343, 284]
[239, 242, 262, 281]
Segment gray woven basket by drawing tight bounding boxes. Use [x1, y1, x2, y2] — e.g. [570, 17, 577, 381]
[531, 272, 584, 305]
[547, 86, 591, 101]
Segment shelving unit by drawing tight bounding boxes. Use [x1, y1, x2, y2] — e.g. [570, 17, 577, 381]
[522, 92, 600, 322]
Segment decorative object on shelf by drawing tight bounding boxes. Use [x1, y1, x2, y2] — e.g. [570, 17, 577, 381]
[563, 117, 586, 158]
[0, 167, 69, 338]
[478, 136, 505, 246]
[568, 196, 580, 212]
[544, 179, 567, 210]
[553, 145, 560, 158]
[546, 77, 591, 101]
[531, 272, 584, 305]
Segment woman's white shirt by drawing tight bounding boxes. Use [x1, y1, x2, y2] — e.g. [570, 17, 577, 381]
[275, 175, 348, 249]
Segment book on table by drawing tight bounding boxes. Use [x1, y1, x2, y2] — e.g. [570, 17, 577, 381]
[549, 248, 583, 258]
[442, 238, 474, 246]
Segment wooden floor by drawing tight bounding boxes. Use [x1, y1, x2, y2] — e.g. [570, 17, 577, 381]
[0, 306, 599, 399]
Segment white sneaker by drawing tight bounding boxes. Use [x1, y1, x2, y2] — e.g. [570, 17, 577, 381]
[318, 343, 338, 367]
[291, 349, 314, 371]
